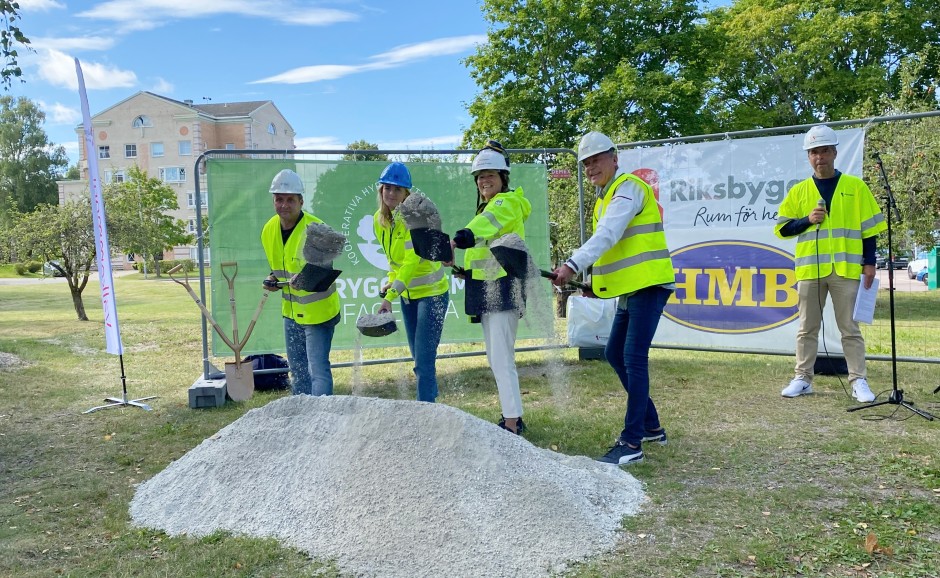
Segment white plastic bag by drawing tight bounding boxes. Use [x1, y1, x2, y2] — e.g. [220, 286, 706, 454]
[566, 295, 617, 347]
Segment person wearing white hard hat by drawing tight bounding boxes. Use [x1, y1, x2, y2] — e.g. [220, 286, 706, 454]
[552, 131, 675, 466]
[260, 169, 341, 396]
[451, 140, 531, 434]
[372, 162, 449, 403]
[775, 125, 886, 403]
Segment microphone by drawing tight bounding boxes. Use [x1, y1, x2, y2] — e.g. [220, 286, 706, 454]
[815, 198, 826, 231]
[871, 150, 882, 163]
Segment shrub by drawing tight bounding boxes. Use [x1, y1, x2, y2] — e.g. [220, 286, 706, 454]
[13, 263, 27, 275]
[26, 261, 42, 273]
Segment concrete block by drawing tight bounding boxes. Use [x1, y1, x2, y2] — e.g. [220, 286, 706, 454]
[188, 376, 227, 409]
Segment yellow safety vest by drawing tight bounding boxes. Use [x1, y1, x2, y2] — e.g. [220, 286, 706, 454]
[774, 174, 886, 281]
[261, 212, 341, 324]
[591, 173, 675, 297]
[374, 210, 448, 302]
[461, 187, 531, 281]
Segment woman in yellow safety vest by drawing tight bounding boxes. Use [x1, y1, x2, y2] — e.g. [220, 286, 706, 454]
[373, 162, 449, 403]
[451, 141, 531, 434]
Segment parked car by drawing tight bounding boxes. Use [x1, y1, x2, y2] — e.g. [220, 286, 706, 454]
[878, 252, 908, 270]
[908, 251, 929, 279]
[915, 266, 928, 285]
[43, 261, 65, 277]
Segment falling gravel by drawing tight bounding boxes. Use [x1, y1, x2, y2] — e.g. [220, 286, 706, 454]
[130, 396, 645, 577]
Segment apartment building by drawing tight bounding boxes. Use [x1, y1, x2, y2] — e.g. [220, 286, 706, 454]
[58, 91, 296, 267]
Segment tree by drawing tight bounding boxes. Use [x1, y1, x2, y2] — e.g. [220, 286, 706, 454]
[463, 0, 708, 151]
[7, 200, 96, 320]
[104, 165, 192, 277]
[700, 0, 940, 129]
[343, 139, 388, 162]
[861, 49, 940, 253]
[0, 96, 69, 226]
[1, 1, 30, 90]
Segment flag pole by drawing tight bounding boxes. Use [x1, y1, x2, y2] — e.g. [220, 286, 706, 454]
[75, 58, 156, 413]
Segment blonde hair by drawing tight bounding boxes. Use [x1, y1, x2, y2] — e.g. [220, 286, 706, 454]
[376, 183, 411, 228]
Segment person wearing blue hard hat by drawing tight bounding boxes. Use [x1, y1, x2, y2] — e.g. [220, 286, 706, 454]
[373, 162, 449, 403]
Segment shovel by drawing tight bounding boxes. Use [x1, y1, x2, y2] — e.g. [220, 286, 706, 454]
[488, 240, 591, 291]
[410, 228, 453, 263]
[169, 264, 272, 402]
[219, 262, 253, 402]
[292, 263, 342, 293]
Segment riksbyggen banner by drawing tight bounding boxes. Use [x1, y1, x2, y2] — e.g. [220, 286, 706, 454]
[618, 128, 866, 354]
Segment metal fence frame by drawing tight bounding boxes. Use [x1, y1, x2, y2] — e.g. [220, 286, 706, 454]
[191, 147, 580, 379]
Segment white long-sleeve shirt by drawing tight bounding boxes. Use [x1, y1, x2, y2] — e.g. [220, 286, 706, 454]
[566, 170, 645, 274]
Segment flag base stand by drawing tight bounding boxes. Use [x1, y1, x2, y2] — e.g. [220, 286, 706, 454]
[84, 393, 157, 413]
[83, 354, 156, 413]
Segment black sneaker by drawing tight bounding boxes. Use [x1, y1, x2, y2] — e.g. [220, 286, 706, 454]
[597, 441, 643, 465]
[641, 428, 668, 446]
[497, 416, 525, 435]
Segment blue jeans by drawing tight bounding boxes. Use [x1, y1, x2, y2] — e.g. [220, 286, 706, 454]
[400, 292, 449, 402]
[604, 286, 672, 447]
[283, 313, 339, 396]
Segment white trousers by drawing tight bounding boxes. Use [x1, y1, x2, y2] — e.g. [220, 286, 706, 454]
[481, 310, 523, 418]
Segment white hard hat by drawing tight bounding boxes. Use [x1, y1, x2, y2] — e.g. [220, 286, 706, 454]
[578, 131, 616, 162]
[269, 169, 304, 195]
[471, 148, 510, 175]
[802, 125, 839, 150]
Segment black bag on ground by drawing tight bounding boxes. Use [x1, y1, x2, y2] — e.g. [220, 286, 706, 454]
[242, 354, 291, 390]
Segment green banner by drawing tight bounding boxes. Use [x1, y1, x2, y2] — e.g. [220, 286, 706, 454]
[206, 158, 553, 355]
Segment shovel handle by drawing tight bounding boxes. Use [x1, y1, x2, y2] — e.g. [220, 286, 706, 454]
[540, 269, 591, 291]
[167, 267, 239, 351]
[237, 291, 270, 350]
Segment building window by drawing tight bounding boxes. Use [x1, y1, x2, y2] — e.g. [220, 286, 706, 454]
[225, 143, 235, 150]
[125, 144, 137, 158]
[104, 170, 126, 184]
[98, 146, 110, 159]
[178, 140, 192, 156]
[132, 115, 152, 128]
[159, 167, 186, 183]
[190, 246, 210, 264]
[187, 192, 208, 208]
[151, 142, 164, 157]
[267, 123, 276, 135]
[188, 219, 197, 233]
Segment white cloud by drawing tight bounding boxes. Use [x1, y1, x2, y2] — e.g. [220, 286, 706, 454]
[60, 141, 80, 162]
[372, 36, 486, 65]
[29, 36, 116, 52]
[294, 136, 347, 150]
[77, 1, 357, 26]
[37, 100, 82, 125]
[150, 77, 174, 94]
[17, 0, 65, 11]
[37, 49, 137, 90]
[251, 35, 487, 85]
[378, 135, 464, 149]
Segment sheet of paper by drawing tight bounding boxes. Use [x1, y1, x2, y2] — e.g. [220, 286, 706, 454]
[852, 274, 879, 324]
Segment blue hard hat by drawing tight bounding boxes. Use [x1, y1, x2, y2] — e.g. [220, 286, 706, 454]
[378, 162, 412, 189]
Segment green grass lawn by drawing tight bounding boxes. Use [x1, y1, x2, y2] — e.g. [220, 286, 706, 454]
[1, 277, 938, 577]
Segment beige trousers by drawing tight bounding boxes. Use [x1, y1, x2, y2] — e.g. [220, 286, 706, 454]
[795, 271, 867, 383]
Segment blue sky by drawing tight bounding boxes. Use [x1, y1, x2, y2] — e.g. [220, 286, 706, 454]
[10, 0, 490, 167]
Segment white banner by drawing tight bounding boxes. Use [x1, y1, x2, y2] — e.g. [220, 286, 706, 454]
[618, 128, 866, 354]
[76, 58, 124, 355]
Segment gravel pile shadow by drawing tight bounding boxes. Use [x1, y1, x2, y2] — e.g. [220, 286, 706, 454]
[131, 395, 645, 577]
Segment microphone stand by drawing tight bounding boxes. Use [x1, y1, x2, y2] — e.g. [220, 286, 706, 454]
[848, 152, 934, 420]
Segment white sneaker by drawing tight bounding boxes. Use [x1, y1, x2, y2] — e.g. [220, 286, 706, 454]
[852, 378, 875, 403]
[782, 378, 813, 397]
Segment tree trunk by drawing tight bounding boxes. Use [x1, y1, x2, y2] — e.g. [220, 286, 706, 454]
[71, 286, 88, 321]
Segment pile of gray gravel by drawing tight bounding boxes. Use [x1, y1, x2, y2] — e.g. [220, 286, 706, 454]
[130, 395, 645, 577]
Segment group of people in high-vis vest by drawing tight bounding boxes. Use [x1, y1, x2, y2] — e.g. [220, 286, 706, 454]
[261, 124, 881, 467]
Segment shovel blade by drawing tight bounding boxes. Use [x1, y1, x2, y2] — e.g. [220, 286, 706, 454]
[225, 361, 255, 402]
[489, 244, 533, 279]
[410, 228, 453, 262]
[293, 264, 342, 292]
